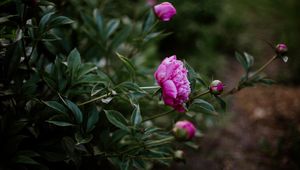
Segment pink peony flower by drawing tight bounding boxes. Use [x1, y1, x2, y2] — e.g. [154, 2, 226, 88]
[154, 55, 191, 112]
[209, 80, 224, 95]
[173, 120, 196, 140]
[153, 2, 176, 21]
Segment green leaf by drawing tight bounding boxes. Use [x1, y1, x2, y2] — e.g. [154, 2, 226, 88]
[65, 99, 83, 124]
[130, 104, 142, 126]
[42, 101, 68, 114]
[93, 9, 105, 39]
[110, 25, 131, 49]
[258, 78, 275, 85]
[75, 133, 93, 145]
[116, 53, 136, 80]
[117, 82, 145, 94]
[214, 95, 226, 111]
[106, 19, 120, 39]
[46, 120, 74, 127]
[14, 155, 40, 165]
[67, 48, 81, 80]
[39, 11, 55, 32]
[48, 16, 74, 28]
[235, 51, 248, 72]
[41, 32, 62, 41]
[244, 52, 254, 68]
[77, 64, 98, 79]
[190, 99, 217, 115]
[142, 10, 155, 33]
[86, 107, 100, 132]
[120, 159, 131, 170]
[104, 110, 129, 132]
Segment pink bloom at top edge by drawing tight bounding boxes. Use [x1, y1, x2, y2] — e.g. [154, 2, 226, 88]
[153, 2, 176, 21]
[146, 0, 157, 6]
[154, 55, 191, 112]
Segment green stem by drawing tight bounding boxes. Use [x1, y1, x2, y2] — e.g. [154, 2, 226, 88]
[223, 55, 278, 97]
[248, 55, 277, 80]
[140, 86, 160, 90]
[78, 93, 111, 106]
[142, 109, 174, 122]
[190, 89, 210, 100]
[145, 136, 175, 148]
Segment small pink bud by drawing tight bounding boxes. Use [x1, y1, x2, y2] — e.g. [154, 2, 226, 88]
[173, 120, 196, 141]
[209, 80, 224, 95]
[153, 2, 176, 22]
[276, 43, 288, 55]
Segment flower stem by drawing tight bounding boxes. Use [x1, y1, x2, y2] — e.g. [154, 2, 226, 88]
[78, 93, 111, 106]
[223, 55, 278, 96]
[248, 55, 277, 80]
[142, 109, 174, 122]
[140, 86, 160, 90]
[191, 89, 210, 100]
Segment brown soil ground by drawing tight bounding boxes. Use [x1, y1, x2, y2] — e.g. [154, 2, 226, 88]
[170, 85, 300, 170]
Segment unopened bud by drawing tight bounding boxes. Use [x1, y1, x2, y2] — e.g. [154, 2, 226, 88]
[173, 120, 196, 141]
[276, 43, 288, 55]
[174, 150, 185, 163]
[209, 80, 224, 95]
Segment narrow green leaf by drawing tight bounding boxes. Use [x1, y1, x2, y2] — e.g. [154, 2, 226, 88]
[65, 99, 83, 124]
[106, 19, 120, 39]
[77, 64, 98, 79]
[41, 32, 62, 41]
[117, 82, 145, 93]
[43, 101, 68, 114]
[86, 107, 100, 132]
[116, 53, 136, 80]
[39, 11, 55, 32]
[14, 155, 40, 165]
[131, 104, 142, 126]
[110, 25, 131, 49]
[214, 95, 226, 111]
[258, 78, 275, 85]
[67, 48, 81, 80]
[104, 110, 129, 132]
[46, 120, 74, 127]
[235, 51, 248, 72]
[121, 159, 131, 170]
[190, 99, 217, 115]
[93, 9, 105, 39]
[48, 16, 74, 28]
[75, 133, 93, 145]
[243, 52, 254, 68]
[142, 10, 155, 33]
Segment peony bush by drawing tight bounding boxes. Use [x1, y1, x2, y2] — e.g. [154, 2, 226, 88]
[0, 0, 288, 169]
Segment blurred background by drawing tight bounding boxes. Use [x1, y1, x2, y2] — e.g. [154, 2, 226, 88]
[158, 0, 300, 169]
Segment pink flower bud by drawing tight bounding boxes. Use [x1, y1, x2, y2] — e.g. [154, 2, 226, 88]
[153, 2, 176, 22]
[173, 120, 196, 140]
[276, 43, 288, 55]
[209, 80, 224, 95]
[154, 55, 191, 112]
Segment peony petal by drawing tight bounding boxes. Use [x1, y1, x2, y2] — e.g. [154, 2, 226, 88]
[162, 80, 177, 99]
[154, 64, 167, 84]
